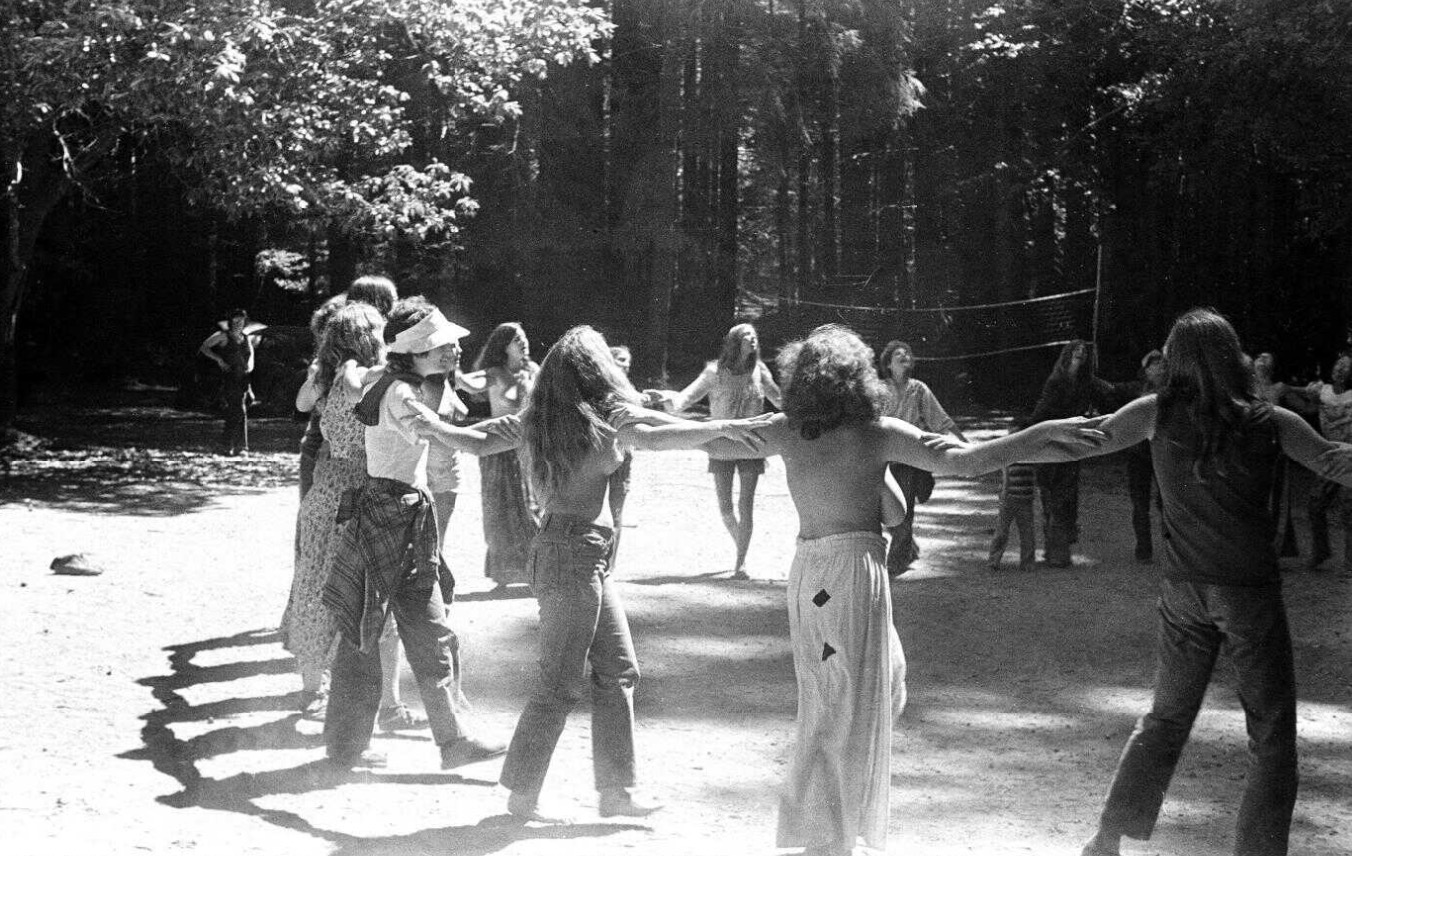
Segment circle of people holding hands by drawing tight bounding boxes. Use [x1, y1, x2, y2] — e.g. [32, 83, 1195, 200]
[276, 274, 1351, 856]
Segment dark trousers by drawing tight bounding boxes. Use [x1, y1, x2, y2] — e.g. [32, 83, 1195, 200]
[220, 377, 250, 453]
[1125, 453, 1162, 560]
[500, 516, 638, 795]
[988, 496, 1035, 566]
[885, 463, 925, 576]
[1306, 477, 1350, 564]
[1037, 462, 1080, 564]
[324, 580, 466, 763]
[1096, 578, 1297, 855]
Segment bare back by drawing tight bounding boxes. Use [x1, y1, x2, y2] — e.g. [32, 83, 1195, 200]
[540, 440, 626, 526]
[778, 421, 892, 540]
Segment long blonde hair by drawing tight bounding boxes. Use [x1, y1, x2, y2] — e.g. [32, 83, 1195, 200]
[522, 325, 642, 504]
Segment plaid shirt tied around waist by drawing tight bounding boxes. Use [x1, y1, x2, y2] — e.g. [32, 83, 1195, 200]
[321, 476, 455, 654]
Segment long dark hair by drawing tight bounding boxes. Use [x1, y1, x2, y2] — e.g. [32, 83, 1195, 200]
[717, 323, 759, 375]
[776, 325, 885, 440]
[1157, 308, 1262, 472]
[475, 322, 526, 372]
[1049, 339, 1095, 384]
[522, 326, 642, 504]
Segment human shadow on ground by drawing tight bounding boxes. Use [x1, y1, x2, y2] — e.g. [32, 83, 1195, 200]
[120, 627, 645, 854]
[454, 584, 533, 603]
[623, 570, 750, 586]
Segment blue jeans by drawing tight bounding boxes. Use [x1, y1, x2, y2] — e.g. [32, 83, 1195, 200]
[1097, 578, 1297, 855]
[499, 515, 639, 795]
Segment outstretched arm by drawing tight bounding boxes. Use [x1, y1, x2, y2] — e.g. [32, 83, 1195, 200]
[663, 365, 717, 413]
[888, 415, 1109, 477]
[1275, 406, 1351, 486]
[406, 401, 522, 457]
[1027, 395, 1157, 463]
[700, 414, 793, 460]
[618, 410, 774, 453]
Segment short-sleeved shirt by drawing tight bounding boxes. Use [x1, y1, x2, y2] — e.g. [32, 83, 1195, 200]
[363, 379, 430, 488]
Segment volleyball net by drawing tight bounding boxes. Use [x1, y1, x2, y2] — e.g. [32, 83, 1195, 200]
[749, 287, 1098, 364]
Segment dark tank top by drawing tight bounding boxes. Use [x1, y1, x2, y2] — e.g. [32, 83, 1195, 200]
[1153, 401, 1281, 586]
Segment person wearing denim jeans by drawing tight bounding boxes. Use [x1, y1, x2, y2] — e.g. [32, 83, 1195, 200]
[1057, 310, 1351, 856]
[325, 565, 470, 764]
[499, 516, 639, 803]
[501, 325, 773, 821]
[1094, 579, 1297, 854]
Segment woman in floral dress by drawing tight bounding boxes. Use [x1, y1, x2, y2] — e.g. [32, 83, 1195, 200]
[282, 303, 387, 713]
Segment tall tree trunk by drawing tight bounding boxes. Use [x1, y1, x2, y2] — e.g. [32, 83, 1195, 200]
[714, 23, 741, 327]
[819, 31, 840, 283]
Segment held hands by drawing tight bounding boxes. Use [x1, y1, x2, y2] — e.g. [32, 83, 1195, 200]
[611, 403, 681, 430]
[403, 397, 443, 436]
[476, 414, 523, 444]
[718, 413, 775, 451]
[1042, 415, 1111, 449]
[919, 431, 964, 452]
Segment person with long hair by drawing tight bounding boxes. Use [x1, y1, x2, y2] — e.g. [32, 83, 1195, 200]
[660, 323, 784, 579]
[1030, 339, 1115, 567]
[462, 322, 542, 588]
[296, 294, 350, 498]
[1122, 349, 1166, 562]
[875, 339, 970, 577]
[1047, 309, 1351, 855]
[282, 303, 387, 715]
[705, 324, 1107, 855]
[298, 277, 398, 495]
[320, 305, 519, 771]
[498, 325, 771, 821]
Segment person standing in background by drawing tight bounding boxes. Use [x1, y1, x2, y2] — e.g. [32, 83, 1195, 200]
[876, 339, 969, 578]
[1304, 354, 1352, 569]
[199, 308, 263, 455]
[658, 323, 784, 580]
[464, 322, 542, 589]
[1029, 340, 1114, 567]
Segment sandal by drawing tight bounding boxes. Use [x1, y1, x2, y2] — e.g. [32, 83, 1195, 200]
[377, 705, 428, 732]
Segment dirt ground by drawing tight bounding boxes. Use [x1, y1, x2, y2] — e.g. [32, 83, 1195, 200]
[0, 393, 1351, 857]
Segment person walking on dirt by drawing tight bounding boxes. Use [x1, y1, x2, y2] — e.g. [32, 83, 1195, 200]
[705, 324, 1107, 855]
[875, 339, 970, 578]
[654, 323, 784, 580]
[319, 306, 520, 771]
[496, 325, 771, 822]
[1058, 309, 1350, 856]
[198, 308, 263, 456]
[298, 277, 399, 497]
[1029, 339, 1115, 567]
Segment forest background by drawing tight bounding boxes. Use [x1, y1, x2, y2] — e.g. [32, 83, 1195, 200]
[2, 0, 1350, 426]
